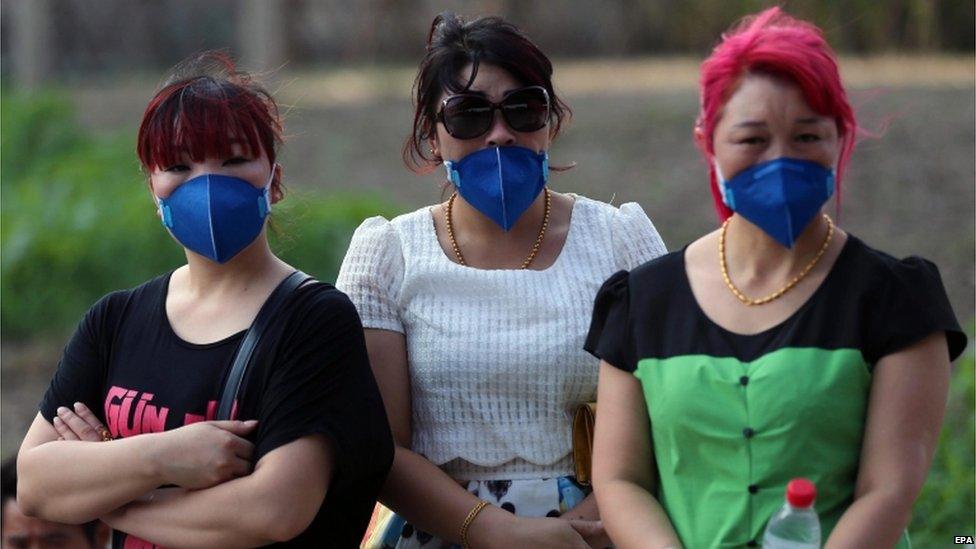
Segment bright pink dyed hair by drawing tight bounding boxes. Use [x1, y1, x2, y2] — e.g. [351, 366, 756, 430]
[695, 7, 857, 221]
[137, 51, 283, 177]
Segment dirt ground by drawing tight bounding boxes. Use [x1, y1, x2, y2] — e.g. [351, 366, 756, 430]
[2, 56, 973, 457]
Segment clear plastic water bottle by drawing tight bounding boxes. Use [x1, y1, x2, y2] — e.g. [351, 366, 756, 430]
[762, 478, 821, 548]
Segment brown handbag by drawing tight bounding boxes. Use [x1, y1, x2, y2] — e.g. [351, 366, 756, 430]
[572, 401, 597, 485]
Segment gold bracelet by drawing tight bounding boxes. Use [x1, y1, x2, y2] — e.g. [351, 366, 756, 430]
[460, 499, 490, 549]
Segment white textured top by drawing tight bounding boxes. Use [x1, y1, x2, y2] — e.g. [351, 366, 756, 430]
[336, 195, 667, 480]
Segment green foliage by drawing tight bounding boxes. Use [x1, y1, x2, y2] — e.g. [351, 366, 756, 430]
[910, 346, 975, 546]
[0, 91, 398, 341]
[270, 189, 400, 284]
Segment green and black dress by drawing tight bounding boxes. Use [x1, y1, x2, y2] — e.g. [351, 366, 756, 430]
[585, 234, 966, 548]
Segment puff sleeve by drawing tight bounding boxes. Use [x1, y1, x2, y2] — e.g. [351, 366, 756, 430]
[584, 270, 637, 372]
[335, 216, 405, 333]
[867, 256, 967, 364]
[610, 202, 667, 271]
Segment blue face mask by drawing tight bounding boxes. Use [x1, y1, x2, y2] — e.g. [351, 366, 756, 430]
[156, 169, 273, 263]
[717, 157, 835, 248]
[444, 146, 548, 231]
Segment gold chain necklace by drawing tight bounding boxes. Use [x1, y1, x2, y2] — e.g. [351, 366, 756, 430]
[446, 188, 551, 269]
[719, 213, 834, 306]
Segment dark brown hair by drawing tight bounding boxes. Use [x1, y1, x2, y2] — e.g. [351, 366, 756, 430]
[404, 12, 571, 173]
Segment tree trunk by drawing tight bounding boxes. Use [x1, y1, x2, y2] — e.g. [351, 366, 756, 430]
[238, 0, 288, 72]
[11, 0, 54, 89]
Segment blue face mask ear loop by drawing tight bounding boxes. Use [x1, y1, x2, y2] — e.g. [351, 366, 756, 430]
[159, 201, 174, 228]
[714, 160, 735, 211]
[257, 163, 278, 219]
[153, 191, 174, 229]
[444, 160, 461, 188]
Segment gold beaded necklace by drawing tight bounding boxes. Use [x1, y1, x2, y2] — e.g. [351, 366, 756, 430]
[719, 213, 834, 306]
[445, 188, 551, 269]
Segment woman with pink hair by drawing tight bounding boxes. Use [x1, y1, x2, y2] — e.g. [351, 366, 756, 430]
[585, 8, 966, 548]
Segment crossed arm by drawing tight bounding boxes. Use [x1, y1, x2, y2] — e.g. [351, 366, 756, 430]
[17, 409, 333, 548]
[101, 434, 332, 548]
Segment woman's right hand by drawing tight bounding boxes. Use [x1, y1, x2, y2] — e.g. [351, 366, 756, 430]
[509, 517, 591, 548]
[153, 420, 257, 489]
[471, 512, 590, 549]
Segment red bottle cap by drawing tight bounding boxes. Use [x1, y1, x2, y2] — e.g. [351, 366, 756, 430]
[786, 478, 817, 508]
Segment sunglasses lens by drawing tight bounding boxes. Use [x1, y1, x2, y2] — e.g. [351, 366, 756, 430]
[442, 96, 493, 139]
[501, 87, 549, 133]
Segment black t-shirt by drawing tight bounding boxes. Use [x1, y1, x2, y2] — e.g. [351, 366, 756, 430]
[40, 272, 394, 548]
[585, 234, 967, 370]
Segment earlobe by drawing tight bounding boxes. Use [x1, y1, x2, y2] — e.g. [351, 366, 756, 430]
[693, 126, 708, 149]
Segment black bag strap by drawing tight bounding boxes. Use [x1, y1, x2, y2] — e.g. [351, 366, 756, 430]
[216, 270, 312, 420]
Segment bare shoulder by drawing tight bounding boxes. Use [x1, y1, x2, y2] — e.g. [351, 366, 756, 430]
[549, 190, 575, 233]
[684, 229, 722, 279]
[167, 265, 190, 294]
[550, 189, 576, 209]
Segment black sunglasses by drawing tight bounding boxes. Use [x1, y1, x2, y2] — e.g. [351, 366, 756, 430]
[437, 86, 550, 140]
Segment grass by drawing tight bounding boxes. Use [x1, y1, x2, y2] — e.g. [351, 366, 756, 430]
[910, 351, 975, 547]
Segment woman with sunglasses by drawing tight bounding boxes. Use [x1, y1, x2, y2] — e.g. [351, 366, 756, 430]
[338, 12, 665, 549]
[16, 52, 393, 547]
[585, 8, 966, 549]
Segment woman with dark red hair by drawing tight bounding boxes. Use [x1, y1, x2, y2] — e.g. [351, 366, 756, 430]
[586, 8, 966, 549]
[16, 52, 393, 547]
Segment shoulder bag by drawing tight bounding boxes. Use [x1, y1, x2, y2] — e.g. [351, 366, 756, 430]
[215, 270, 312, 420]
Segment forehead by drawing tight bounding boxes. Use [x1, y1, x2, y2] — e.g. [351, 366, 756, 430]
[139, 82, 276, 171]
[454, 63, 522, 100]
[722, 73, 824, 124]
[170, 133, 255, 154]
[146, 120, 265, 170]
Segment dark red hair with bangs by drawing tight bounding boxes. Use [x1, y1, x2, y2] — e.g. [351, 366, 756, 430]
[137, 51, 283, 178]
[696, 7, 857, 221]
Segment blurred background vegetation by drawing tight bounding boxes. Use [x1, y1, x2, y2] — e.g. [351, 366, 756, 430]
[0, 92, 399, 339]
[1, 0, 973, 544]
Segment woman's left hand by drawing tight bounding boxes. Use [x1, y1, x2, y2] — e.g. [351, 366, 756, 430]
[560, 493, 612, 548]
[53, 402, 113, 442]
[567, 519, 612, 548]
